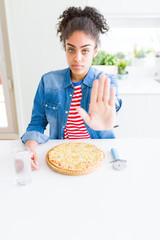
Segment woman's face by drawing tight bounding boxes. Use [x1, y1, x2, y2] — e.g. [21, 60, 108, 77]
[65, 31, 98, 82]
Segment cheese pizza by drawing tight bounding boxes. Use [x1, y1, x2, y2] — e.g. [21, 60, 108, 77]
[46, 142, 105, 175]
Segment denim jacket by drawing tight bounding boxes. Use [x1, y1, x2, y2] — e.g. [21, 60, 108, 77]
[21, 66, 122, 144]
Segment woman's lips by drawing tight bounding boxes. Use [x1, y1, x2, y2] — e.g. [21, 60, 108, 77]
[72, 65, 83, 69]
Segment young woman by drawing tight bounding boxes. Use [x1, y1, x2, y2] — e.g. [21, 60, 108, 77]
[21, 6, 122, 170]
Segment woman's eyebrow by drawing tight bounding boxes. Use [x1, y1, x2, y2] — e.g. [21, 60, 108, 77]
[66, 43, 92, 48]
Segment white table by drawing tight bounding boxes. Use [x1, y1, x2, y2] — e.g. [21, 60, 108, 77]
[0, 139, 160, 240]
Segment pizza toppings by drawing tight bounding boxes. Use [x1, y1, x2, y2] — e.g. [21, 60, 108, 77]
[47, 142, 104, 171]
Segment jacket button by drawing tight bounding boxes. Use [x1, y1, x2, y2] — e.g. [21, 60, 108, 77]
[65, 111, 68, 113]
[45, 104, 48, 107]
[70, 94, 72, 97]
[53, 107, 55, 110]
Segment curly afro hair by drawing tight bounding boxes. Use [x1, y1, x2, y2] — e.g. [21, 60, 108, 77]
[57, 6, 109, 49]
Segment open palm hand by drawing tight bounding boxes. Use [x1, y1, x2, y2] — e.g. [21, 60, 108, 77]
[77, 74, 116, 130]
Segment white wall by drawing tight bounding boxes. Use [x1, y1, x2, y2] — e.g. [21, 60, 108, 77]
[6, 0, 86, 136]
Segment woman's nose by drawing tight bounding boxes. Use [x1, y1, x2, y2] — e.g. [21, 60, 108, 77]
[74, 52, 82, 62]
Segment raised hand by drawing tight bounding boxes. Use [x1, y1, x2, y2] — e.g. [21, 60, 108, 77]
[76, 74, 116, 130]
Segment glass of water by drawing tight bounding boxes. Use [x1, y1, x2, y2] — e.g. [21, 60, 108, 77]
[12, 146, 32, 185]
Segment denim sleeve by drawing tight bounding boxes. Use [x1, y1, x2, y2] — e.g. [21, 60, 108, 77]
[21, 75, 49, 144]
[21, 131, 49, 144]
[107, 74, 122, 113]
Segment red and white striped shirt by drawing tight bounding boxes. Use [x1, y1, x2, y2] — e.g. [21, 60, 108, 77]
[64, 82, 90, 139]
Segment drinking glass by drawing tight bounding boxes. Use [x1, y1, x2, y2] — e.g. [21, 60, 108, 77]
[12, 146, 32, 185]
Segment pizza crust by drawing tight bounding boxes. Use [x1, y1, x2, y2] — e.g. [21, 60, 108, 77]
[46, 142, 105, 175]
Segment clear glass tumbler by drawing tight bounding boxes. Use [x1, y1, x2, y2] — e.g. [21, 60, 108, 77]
[12, 146, 32, 185]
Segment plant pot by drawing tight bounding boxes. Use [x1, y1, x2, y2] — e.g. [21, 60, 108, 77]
[117, 73, 129, 80]
[92, 65, 118, 74]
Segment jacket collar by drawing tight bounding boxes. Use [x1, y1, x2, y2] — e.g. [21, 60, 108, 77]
[63, 66, 96, 88]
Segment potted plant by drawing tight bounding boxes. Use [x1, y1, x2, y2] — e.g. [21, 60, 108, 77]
[117, 60, 128, 80]
[92, 50, 118, 74]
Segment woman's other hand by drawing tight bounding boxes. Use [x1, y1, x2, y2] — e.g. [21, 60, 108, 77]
[30, 149, 39, 170]
[25, 140, 39, 170]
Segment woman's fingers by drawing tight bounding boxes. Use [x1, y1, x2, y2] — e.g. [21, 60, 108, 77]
[103, 77, 110, 105]
[91, 74, 108, 104]
[31, 161, 39, 170]
[33, 151, 39, 165]
[109, 87, 116, 106]
[30, 150, 39, 170]
[90, 79, 98, 103]
[97, 74, 105, 102]
[90, 74, 115, 108]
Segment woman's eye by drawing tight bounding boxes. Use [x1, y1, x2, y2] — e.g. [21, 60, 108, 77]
[82, 49, 89, 54]
[68, 49, 75, 53]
